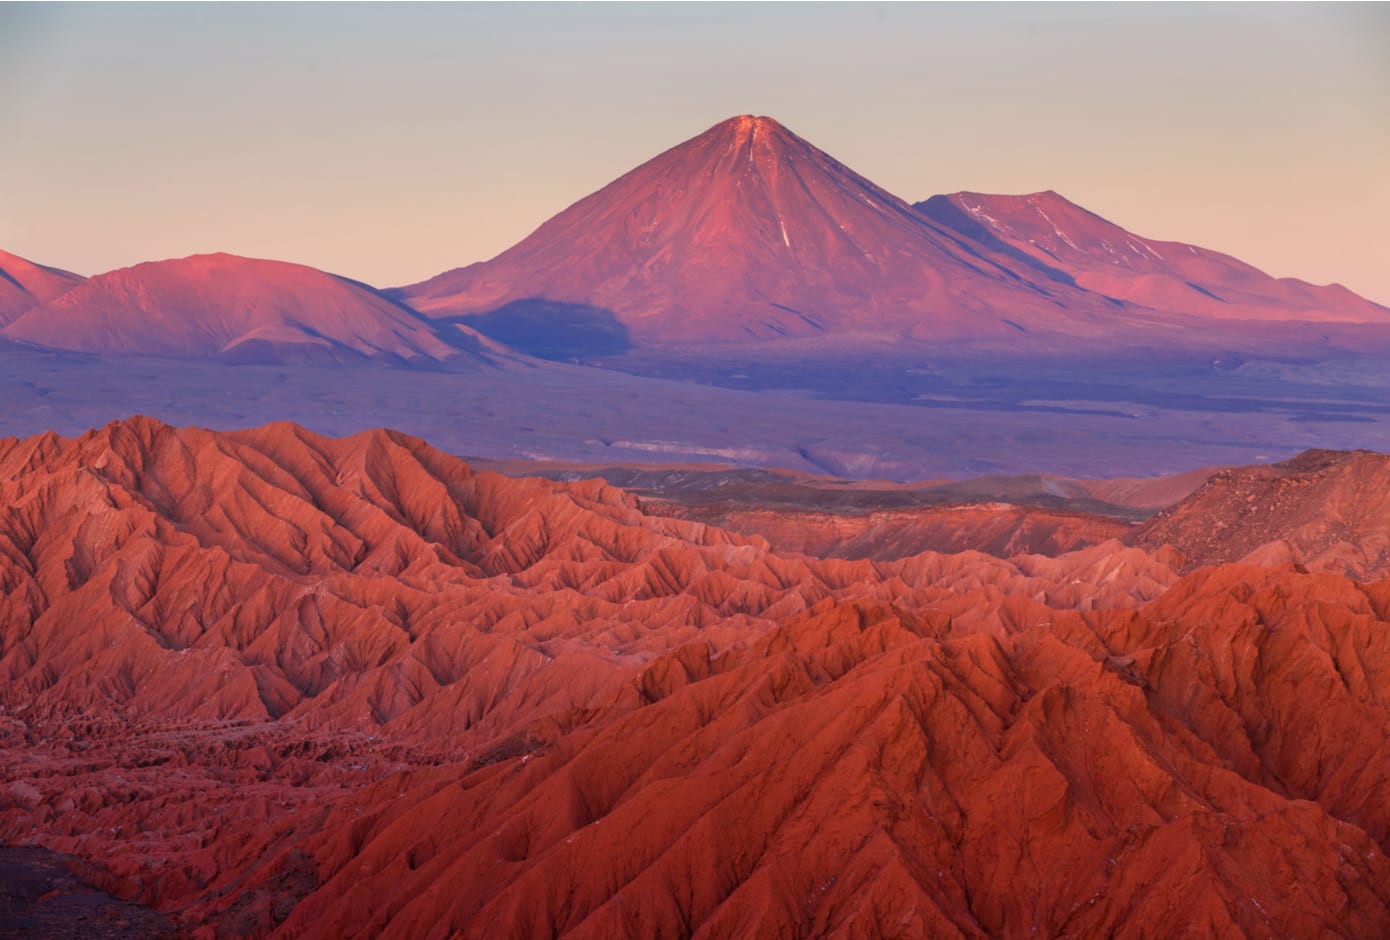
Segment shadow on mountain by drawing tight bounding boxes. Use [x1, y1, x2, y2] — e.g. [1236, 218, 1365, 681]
[915, 195, 1078, 288]
[455, 299, 632, 360]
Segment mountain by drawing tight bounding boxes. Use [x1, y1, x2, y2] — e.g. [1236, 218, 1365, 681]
[399, 115, 1133, 352]
[1, 252, 505, 366]
[1130, 448, 1390, 579]
[398, 115, 1387, 358]
[917, 191, 1390, 324]
[4, 420, 1390, 935]
[0, 248, 84, 324]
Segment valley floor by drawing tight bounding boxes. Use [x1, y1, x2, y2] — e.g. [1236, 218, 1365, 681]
[3, 345, 1390, 480]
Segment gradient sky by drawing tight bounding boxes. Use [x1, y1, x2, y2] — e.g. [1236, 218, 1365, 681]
[2, 2, 1387, 302]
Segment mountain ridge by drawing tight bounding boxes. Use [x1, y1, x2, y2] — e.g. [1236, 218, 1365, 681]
[1, 252, 513, 367]
[1129, 447, 1390, 579]
[917, 190, 1390, 324]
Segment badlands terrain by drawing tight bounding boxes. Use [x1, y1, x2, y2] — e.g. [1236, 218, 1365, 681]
[2, 419, 1390, 937]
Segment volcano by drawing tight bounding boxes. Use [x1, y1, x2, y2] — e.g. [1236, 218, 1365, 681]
[399, 116, 1387, 357]
[1, 252, 506, 366]
[399, 115, 1130, 351]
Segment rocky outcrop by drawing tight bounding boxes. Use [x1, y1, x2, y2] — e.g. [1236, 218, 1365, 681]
[1130, 449, 1390, 579]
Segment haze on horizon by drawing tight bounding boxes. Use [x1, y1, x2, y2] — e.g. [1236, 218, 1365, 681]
[2, 2, 1387, 303]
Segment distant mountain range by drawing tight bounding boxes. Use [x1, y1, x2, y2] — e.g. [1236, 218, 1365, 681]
[398, 115, 1388, 357]
[2, 114, 1385, 367]
[0, 252, 511, 367]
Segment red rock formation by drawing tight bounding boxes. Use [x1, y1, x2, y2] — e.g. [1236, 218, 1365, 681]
[0, 418, 1167, 734]
[1130, 448, 1390, 579]
[1, 253, 503, 366]
[274, 568, 1390, 939]
[1, 420, 1388, 938]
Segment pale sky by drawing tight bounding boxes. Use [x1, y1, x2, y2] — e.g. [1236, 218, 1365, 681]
[2, 2, 1387, 302]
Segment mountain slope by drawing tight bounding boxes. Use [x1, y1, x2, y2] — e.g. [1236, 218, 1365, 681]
[1130, 448, 1390, 578]
[0, 248, 84, 324]
[917, 191, 1390, 323]
[399, 115, 1130, 350]
[1, 253, 503, 366]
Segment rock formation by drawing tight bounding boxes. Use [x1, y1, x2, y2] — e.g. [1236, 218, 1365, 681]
[1, 420, 1387, 938]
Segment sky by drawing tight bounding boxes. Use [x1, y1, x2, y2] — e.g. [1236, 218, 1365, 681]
[2, 2, 1387, 302]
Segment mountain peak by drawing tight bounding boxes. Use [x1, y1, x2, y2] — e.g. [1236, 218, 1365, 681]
[714, 113, 790, 140]
[695, 113, 814, 174]
[400, 115, 1105, 345]
[1020, 189, 1087, 213]
[715, 113, 785, 131]
[723, 113, 768, 127]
